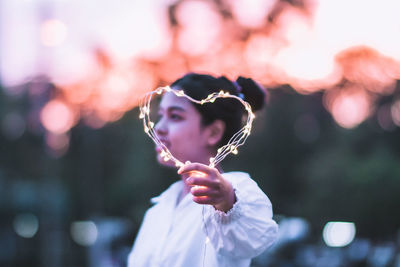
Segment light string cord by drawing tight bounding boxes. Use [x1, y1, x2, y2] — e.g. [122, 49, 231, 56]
[202, 205, 208, 267]
[139, 86, 255, 168]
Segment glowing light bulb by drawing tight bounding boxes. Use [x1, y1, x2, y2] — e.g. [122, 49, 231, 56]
[175, 161, 184, 167]
[229, 145, 239, 155]
[209, 157, 215, 168]
[141, 107, 149, 116]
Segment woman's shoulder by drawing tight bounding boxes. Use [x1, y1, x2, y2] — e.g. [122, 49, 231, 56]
[222, 171, 271, 203]
[150, 180, 183, 204]
[221, 171, 254, 184]
[222, 171, 262, 189]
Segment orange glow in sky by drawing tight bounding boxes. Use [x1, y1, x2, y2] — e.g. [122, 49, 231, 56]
[40, 19, 68, 47]
[52, 0, 400, 130]
[3, 0, 400, 136]
[229, 0, 276, 28]
[176, 1, 223, 56]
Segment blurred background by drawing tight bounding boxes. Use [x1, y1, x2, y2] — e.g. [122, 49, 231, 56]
[1, 0, 400, 266]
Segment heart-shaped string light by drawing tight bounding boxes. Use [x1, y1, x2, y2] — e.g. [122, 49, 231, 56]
[139, 86, 255, 168]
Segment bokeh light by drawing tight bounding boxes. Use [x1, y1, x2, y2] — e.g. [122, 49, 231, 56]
[323, 221, 356, 247]
[324, 87, 372, 128]
[13, 213, 39, 238]
[229, 0, 276, 28]
[377, 104, 396, 131]
[45, 132, 70, 157]
[176, 0, 222, 56]
[391, 100, 400, 127]
[40, 99, 75, 134]
[70, 221, 98, 246]
[40, 19, 68, 47]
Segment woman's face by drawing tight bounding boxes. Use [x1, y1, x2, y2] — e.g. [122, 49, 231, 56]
[154, 92, 211, 167]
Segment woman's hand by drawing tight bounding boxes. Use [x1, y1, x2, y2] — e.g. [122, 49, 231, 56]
[178, 162, 236, 212]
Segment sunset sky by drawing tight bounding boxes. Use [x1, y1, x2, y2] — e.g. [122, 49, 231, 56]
[1, 0, 400, 135]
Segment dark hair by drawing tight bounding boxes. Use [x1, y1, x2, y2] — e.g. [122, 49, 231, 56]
[171, 73, 267, 147]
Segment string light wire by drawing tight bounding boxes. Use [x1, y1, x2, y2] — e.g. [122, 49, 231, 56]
[139, 86, 255, 168]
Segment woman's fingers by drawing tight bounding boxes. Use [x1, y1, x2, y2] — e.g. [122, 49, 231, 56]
[190, 186, 224, 205]
[192, 195, 222, 205]
[177, 162, 233, 209]
[191, 186, 218, 197]
[186, 176, 219, 189]
[177, 162, 217, 176]
[192, 196, 212, 205]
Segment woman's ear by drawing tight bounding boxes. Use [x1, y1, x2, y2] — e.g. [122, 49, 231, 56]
[205, 120, 225, 147]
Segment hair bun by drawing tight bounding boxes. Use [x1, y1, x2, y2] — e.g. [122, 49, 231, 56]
[236, 76, 267, 111]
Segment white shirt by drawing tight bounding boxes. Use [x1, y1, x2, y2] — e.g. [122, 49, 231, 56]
[127, 172, 278, 267]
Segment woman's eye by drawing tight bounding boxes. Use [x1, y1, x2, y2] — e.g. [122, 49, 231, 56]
[170, 114, 182, 120]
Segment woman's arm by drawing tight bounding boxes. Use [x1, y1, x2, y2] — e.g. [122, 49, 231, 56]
[178, 163, 279, 259]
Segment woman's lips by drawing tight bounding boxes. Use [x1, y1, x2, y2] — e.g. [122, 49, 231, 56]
[155, 140, 170, 152]
[155, 146, 162, 153]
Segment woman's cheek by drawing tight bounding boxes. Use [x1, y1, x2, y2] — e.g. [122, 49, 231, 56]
[164, 124, 193, 163]
[168, 125, 184, 146]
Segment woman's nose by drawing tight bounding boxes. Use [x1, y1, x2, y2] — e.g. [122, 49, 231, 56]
[155, 119, 167, 136]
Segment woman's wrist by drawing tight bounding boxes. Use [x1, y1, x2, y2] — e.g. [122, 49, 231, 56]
[214, 187, 236, 212]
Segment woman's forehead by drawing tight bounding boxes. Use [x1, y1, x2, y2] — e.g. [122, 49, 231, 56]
[159, 92, 192, 110]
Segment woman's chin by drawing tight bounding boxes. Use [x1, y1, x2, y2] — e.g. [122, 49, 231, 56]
[156, 155, 176, 168]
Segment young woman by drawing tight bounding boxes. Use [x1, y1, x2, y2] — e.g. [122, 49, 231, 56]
[128, 73, 278, 267]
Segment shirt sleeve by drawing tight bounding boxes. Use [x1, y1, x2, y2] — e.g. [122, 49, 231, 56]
[202, 172, 278, 259]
